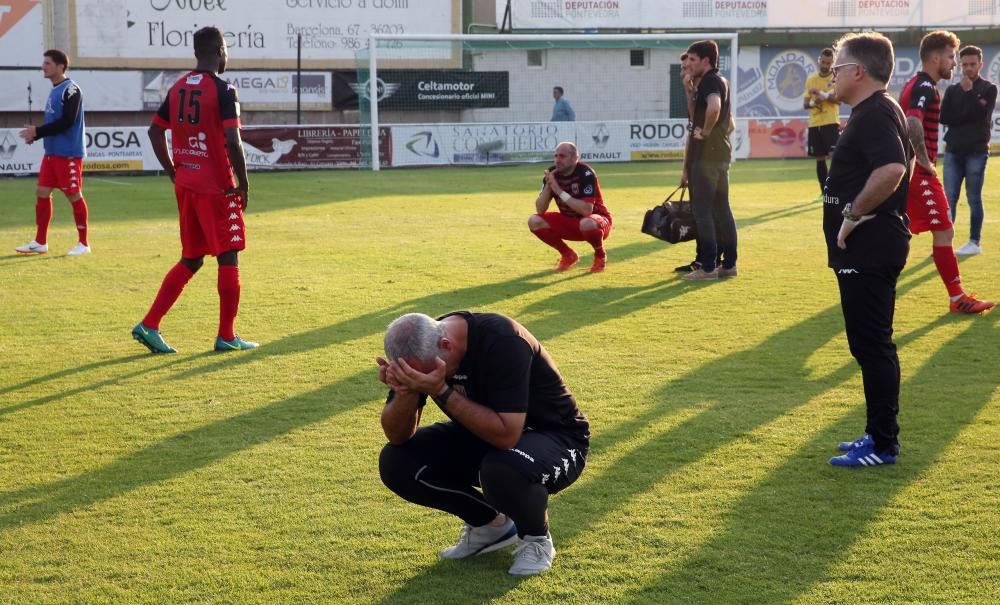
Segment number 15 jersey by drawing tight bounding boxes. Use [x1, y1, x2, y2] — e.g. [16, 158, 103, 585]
[152, 71, 241, 194]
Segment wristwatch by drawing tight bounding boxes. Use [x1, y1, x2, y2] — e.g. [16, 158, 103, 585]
[842, 203, 862, 222]
[432, 385, 454, 408]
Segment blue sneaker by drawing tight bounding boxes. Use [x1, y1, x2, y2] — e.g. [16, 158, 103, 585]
[214, 335, 259, 351]
[838, 433, 873, 452]
[829, 442, 897, 467]
[132, 323, 177, 354]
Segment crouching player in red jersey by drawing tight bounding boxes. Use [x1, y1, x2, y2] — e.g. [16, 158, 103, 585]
[529, 142, 613, 273]
[132, 26, 257, 353]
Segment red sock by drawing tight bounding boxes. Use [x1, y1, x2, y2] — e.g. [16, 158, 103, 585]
[35, 197, 52, 245]
[71, 198, 89, 246]
[143, 263, 196, 330]
[217, 265, 241, 341]
[583, 228, 606, 258]
[932, 245, 964, 297]
[531, 228, 573, 256]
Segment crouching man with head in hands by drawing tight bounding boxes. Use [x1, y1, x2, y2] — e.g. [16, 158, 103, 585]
[377, 311, 590, 576]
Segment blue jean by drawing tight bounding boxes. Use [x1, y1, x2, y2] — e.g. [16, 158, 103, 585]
[690, 160, 737, 271]
[943, 151, 987, 242]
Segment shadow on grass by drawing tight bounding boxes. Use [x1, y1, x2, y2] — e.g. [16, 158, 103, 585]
[371, 260, 941, 603]
[623, 313, 998, 604]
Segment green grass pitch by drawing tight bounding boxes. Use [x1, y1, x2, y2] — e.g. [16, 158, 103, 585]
[0, 160, 997, 604]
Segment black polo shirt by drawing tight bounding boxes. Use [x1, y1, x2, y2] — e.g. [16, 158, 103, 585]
[823, 90, 911, 269]
[691, 69, 732, 162]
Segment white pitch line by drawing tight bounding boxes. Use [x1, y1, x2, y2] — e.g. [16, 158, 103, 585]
[92, 178, 130, 186]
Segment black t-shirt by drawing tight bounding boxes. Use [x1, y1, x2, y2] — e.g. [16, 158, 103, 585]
[433, 312, 590, 443]
[823, 90, 912, 269]
[691, 70, 732, 162]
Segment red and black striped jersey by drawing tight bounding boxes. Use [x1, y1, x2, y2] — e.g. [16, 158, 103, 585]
[540, 162, 612, 222]
[899, 71, 941, 164]
[152, 71, 241, 194]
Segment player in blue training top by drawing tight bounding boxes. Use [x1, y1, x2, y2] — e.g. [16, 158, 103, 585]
[16, 49, 90, 257]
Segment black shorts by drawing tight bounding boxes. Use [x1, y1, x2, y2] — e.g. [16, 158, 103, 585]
[808, 124, 840, 157]
[404, 421, 589, 495]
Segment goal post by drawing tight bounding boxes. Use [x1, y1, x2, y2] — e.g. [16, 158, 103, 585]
[357, 33, 739, 171]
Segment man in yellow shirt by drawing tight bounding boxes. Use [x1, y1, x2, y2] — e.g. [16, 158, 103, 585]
[803, 48, 841, 198]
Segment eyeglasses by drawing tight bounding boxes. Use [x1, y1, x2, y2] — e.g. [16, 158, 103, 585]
[831, 62, 860, 74]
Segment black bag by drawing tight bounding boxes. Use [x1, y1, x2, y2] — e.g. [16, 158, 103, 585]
[641, 187, 698, 244]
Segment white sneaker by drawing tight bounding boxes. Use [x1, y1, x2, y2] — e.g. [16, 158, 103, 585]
[439, 516, 518, 559]
[508, 534, 556, 576]
[955, 241, 982, 256]
[66, 243, 91, 256]
[15, 240, 48, 254]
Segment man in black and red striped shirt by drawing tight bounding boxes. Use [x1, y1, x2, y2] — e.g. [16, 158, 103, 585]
[529, 142, 613, 273]
[899, 31, 993, 314]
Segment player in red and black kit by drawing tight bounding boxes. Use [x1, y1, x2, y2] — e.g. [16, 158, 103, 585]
[131, 26, 257, 353]
[529, 142, 613, 273]
[900, 31, 993, 314]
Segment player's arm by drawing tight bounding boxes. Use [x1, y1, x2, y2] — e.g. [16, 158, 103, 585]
[535, 177, 554, 214]
[23, 85, 82, 143]
[905, 115, 934, 172]
[545, 170, 595, 216]
[148, 97, 175, 181]
[695, 93, 721, 139]
[225, 126, 250, 208]
[804, 78, 816, 110]
[377, 356, 424, 445]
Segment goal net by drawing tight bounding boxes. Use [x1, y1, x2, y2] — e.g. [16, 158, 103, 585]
[353, 33, 738, 170]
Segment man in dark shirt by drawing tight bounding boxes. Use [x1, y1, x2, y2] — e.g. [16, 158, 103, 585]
[681, 40, 738, 280]
[824, 32, 912, 467]
[377, 311, 589, 576]
[940, 44, 997, 256]
[529, 142, 613, 273]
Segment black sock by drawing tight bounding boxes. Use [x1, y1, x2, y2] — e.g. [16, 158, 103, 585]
[816, 160, 828, 192]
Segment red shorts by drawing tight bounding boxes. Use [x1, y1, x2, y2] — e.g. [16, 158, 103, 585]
[541, 212, 612, 241]
[906, 166, 953, 234]
[37, 155, 83, 195]
[176, 185, 246, 258]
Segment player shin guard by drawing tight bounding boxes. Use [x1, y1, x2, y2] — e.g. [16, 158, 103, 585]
[71, 198, 89, 246]
[143, 263, 196, 330]
[531, 228, 573, 256]
[932, 245, 964, 297]
[217, 265, 241, 341]
[35, 197, 52, 245]
[582, 228, 606, 258]
[816, 160, 828, 191]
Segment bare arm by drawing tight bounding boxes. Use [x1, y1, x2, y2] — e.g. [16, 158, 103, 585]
[225, 126, 250, 208]
[147, 124, 175, 182]
[905, 115, 934, 172]
[535, 182, 553, 214]
[850, 163, 908, 216]
[377, 356, 424, 444]
[696, 94, 722, 138]
[389, 358, 526, 450]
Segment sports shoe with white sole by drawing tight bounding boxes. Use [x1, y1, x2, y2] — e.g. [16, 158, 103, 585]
[67, 242, 91, 256]
[955, 241, 982, 256]
[439, 517, 518, 559]
[829, 442, 897, 467]
[509, 534, 556, 576]
[15, 240, 48, 254]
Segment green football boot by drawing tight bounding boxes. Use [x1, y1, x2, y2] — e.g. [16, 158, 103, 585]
[132, 323, 177, 354]
[214, 335, 260, 351]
